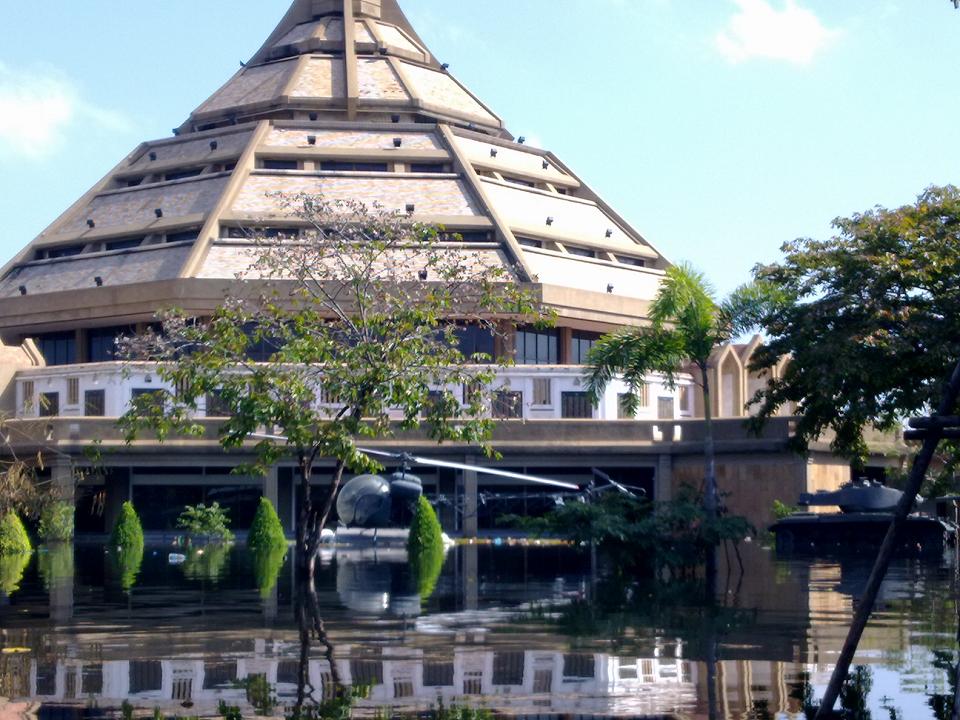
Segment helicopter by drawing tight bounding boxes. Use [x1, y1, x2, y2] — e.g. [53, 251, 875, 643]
[250, 434, 645, 531]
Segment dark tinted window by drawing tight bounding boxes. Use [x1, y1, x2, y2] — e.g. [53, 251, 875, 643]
[561, 392, 594, 419]
[570, 330, 601, 364]
[515, 327, 558, 365]
[84, 389, 106, 417]
[320, 161, 388, 172]
[263, 159, 299, 170]
[88, 326, 134, 362]
[39, 392, 60, 417]
[455, 324, 495, 362]
[37, 332, 76, 366]
[410, 163, 446, 173]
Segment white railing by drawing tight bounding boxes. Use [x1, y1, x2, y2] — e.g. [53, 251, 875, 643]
[12, 362, 695, 422]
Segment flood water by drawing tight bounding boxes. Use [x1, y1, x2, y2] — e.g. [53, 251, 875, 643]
[1, 541, 958, 719]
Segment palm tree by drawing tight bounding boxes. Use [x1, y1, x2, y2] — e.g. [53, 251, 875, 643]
[584, 263, 744, 588]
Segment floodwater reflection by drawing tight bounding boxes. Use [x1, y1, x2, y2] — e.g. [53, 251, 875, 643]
[0, 542, 957, 718]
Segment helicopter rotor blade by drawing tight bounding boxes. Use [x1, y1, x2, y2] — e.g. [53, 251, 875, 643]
[408, 456, 579, 490]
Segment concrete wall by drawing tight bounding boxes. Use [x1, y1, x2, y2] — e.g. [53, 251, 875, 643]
[0, 340, 43, 414]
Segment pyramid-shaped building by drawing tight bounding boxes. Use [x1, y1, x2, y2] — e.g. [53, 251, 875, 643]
[0, 0, 666, 327]
[0, 0, 828, 537]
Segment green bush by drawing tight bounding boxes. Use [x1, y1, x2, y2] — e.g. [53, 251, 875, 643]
[772, 499, 798, 520]
[252, 545, 287, 599]
[177, 502, 234, 543]
[0, 552, 30, 595]
[38, 501, 75, 541]
[247, 497, 287, 551]
[38, 543, 74, 591]
[110, 501, 144, 550]
[407, 495, 445, 600]
[182, 544, 231, 582]
[0, 511, 32, 555]
[112, 543, 144, 592]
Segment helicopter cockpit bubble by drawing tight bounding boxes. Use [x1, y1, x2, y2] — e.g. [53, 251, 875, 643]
[336, 473, 391, 527]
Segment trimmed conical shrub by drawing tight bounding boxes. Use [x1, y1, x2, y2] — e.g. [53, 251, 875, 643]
[0, 511, 32, 555]
[407, 495, 445, 600]
[110, 502, 144, 550]
[248, 497, 287, 551]
[252, 545, 287, 599]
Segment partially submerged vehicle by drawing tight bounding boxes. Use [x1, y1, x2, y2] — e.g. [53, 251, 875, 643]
[770, 479, 957, 557]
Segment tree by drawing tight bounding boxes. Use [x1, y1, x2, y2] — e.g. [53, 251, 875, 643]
[745, 185, 960, 462]
[584, 262, 752, 588]
[119, 194, 541, 578]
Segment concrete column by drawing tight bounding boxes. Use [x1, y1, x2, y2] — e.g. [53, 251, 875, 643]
[462, 542, 479, 611]
[263, 467, 279, 506]
[50, 460, 75, 505]
[461, 463, 478, 538]
[655, 453, 673, 503]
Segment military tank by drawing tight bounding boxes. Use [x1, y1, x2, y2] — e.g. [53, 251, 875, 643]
[770, 479, 957, 557]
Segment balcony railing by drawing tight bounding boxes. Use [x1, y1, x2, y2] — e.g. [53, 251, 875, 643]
[13, 361, 695, 424]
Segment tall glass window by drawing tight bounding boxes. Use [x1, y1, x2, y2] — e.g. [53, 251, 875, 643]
[455, 324, 495, 362]
[570, 331, 602, 364]
[515, 327, 558, 365]
[37, 332, 76, 366]
[88, 326, 134, 363]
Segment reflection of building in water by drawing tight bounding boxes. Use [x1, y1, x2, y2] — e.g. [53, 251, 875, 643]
[11, 643, 826, 718]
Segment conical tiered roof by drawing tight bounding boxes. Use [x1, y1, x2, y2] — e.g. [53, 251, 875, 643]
[0, 0, 669, 338]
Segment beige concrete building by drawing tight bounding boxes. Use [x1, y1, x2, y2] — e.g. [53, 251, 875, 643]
[0, 0, 868, 535]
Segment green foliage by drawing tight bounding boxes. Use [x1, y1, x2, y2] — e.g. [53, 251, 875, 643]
[218, 700, 242, 720]
[0, 511, 31, 555]
[772, 499, 797, 520]
[176, 502, 234, 543]
[0, 552, 30, 595]
[182, 544, 231, 582]
[112, 543, 144, 592]
[505, 487, 753, 577]
[407, 495, 445, 599]
[153, 708, 164, 720]
[0, 461, 51, 521]
[37, 543, 73, 591]
[248, 497, 287, 552]
[429, 697, 494, 720]
[121, 700, 134, 720]
[288, 685, 368, 720]
[747, 185, 960, 461]
[38, 500, 75, 541]
[110, 501, 144, 550]
[236, 674, 276, 716]
[252, 545, 287, 599]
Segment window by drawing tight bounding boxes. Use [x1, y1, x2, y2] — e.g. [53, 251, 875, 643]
[561, 392, 593, 419]
[67, 378, 80, 406]
[39, 392, 60, 417]
[532, 378, 552, 406]
[617, 394, 634, 420]
[565, 246, 595, 258]
[262, 159, 299, 170]
[616, 255, 646, 268]
[570, 330, 601, 364]
[84, 389, 106, 417]
[517, 237, 543, 249]
[679, 385, 692, 411]
[37, 332, 77, 366]
[515, 327, 558, 365]
[22, 380, 35, 414]
[105, 237, 143, 252]
[320, 161, 388, 172]
[132, 388, 165, 410]
[503, 176, 535, 188]
[39, 245, 85, 260]
[439, 231, 492, 243]
[492, 390, 522, 419]
[165, 230, 199, 244]
[164, 168, 202, 182]
[88, 326, 133, 363]
[410, 163, 446, 173]
[657, 396, 675, 420]
[455, 324, 495, 362]
[206, 391, 231, 417]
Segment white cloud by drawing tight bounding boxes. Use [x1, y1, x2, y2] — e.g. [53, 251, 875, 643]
[0, 62, 130, 159]
[715, 0, 840, 66]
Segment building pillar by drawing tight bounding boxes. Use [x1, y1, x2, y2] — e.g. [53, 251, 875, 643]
[655, 453, 673, 503]
[461, 463, 478, 538]
[263, 467, 279, 507]
[50, 459, 75, 505]
[462, 542, 479, 611]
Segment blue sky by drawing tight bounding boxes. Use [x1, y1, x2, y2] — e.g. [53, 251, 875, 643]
[1, 0, 958, 294]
